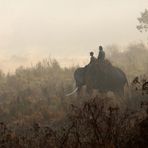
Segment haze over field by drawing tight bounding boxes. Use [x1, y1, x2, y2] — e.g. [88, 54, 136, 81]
[0, 0, 148, 72]
[0, 2, 148, 147]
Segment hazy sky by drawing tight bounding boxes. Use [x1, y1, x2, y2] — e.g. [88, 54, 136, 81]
[0, 0, 148, 72]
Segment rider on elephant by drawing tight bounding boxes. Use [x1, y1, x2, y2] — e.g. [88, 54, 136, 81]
[98, 45, 105, 63]
[97, 46, 109, 82]
[90, 51, 96, 64]
[84, 51, 96, 70]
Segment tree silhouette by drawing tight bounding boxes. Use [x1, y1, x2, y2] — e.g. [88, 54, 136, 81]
[137, 9, 148, 32]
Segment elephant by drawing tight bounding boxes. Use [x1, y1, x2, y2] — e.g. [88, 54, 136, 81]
[71, 62, 128, 98]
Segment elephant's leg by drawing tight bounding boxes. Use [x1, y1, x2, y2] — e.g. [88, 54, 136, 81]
[117, 89, 124, 98]
[85, 77, 93, 97]
[112, 85, 124, 97]
[98, 90, 106, 97]
[114, 88, 126, 105]
[77, 86, 82, 97]
[86, 86, 93, 96]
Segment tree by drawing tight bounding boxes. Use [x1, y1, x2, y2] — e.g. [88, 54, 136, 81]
[137, 9, 148, 32]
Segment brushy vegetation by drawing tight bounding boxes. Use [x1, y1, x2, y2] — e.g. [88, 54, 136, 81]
[0, 58, 76, 124]
[0, 96, 147, 148]
[0, 58, 147, 147]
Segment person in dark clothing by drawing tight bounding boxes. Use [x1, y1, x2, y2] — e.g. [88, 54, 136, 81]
[90, 51, 96, 64]
[98, 46, 105, 62]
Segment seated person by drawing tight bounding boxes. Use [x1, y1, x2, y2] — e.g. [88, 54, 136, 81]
[90, 51, 96, 64]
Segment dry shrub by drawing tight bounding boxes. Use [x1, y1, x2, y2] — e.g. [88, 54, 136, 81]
[58, 96, 148, 148]
[0, 96, 147, 148]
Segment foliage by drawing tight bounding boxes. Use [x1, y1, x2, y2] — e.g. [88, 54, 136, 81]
[137, 9, 148, 32]
[0, 96, 147, 148]
[0, 58, 76, 124]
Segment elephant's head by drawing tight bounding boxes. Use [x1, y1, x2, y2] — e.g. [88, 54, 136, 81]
[73, 65, 99, 95]
[74, 67, 86, 88]
[66, 67, 87, 96]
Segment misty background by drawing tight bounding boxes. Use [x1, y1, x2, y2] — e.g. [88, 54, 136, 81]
[0, 2, 148, 146]
[0, 0, 148, 73]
